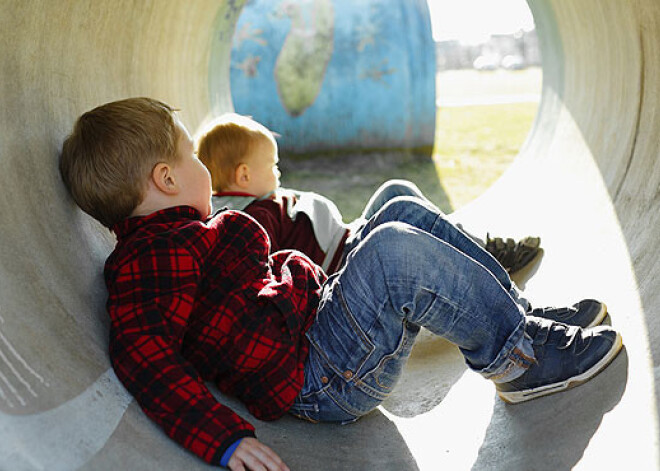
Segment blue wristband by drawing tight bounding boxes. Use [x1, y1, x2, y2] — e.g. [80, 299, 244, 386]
[220, 438, 243, 467]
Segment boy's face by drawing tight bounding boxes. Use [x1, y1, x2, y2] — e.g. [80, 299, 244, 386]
[173, 121, 213, 219]
[245, 139, 280, 197]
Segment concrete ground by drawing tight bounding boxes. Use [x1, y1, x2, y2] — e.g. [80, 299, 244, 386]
[0, 1, 659, 469]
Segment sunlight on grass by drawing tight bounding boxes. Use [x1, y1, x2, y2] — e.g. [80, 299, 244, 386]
[281, 69, 541, 220]
[433, 101, 538, 209]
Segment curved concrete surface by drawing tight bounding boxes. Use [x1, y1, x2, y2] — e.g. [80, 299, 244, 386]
[0, 0, 658, 469]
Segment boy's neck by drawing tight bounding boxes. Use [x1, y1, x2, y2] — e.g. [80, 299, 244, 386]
[133, 179, 201, 218]
[132, 192, 175, 218]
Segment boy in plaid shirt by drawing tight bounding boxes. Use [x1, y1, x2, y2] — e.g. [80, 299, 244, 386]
[59, 98, 622, 470]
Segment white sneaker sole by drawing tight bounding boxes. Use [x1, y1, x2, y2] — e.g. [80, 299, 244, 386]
[498, 331, 623, 404]
[586, 302, 608, 328]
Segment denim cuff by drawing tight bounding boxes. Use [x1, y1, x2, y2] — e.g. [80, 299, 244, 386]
[509, 283, 530, 312]
[475, 317, 536, 383]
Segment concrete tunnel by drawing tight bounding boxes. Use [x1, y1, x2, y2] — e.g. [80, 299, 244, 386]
[0, 0, 659, 469]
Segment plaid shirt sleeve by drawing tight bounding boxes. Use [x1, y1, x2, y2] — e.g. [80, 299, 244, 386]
[106, 237, 255, 465]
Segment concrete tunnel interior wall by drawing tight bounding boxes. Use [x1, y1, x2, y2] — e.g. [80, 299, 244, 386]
[1, 0, 659, 469]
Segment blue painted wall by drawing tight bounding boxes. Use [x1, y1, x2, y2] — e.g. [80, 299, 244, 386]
[211, 0, 436, 155]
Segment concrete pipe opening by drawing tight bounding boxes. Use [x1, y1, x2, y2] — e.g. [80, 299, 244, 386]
[0, 1, 658, 469]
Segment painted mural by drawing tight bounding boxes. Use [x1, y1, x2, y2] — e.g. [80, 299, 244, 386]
[274, 0, 334, 116]
[213, 0, 435, 155]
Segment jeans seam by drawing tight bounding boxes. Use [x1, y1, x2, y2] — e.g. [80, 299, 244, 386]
[413, 289, 466, 336]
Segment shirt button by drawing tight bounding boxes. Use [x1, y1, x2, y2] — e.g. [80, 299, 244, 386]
[321, 376, 329, 384]
[343, 370, 353, 379]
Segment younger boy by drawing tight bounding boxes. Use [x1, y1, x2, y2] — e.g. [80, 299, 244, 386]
[60, 98, 622, 470]
[196, 113, 541, 275]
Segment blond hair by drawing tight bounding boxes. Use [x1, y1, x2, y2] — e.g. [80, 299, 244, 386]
[59, 97, 179, 228]
[196, 113, 277, 192]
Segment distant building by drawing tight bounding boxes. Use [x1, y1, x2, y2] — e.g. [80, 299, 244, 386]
[435, 29, 540, 71]
[435, 40, 480, 70]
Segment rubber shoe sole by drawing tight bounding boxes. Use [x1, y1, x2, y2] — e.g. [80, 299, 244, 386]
[497, 331, 623, 404]
[586, 301, 608, 328]
[578, 301, 607, 329]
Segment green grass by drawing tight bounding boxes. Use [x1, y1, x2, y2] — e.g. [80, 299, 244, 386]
[280, 69, 541, 222]
[433, 101, 538, 210]
[280, 151, 453, 221]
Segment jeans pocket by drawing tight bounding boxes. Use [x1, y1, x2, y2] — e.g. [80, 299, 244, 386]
[289, 400, 320, 423]
[365, 320, 420, 394]
[292, 352, 361, 423]
[305, 281, 423, 419]
[306, 282, 375, 380]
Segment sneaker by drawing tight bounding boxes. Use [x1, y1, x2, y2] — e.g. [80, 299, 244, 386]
[486, 234, 541, 274]
[496, 316, 623, 404]
[528, 299, 607, 328]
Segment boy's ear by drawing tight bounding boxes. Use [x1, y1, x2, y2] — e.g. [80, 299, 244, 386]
[234, 163, 251, 189]
[151, 162, 179, 195]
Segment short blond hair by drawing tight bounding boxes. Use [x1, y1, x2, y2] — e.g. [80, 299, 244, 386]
[196, 113, 277, 192]
[59, 97, 180, 228]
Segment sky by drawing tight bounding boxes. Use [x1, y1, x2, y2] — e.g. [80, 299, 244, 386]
[426, 0, 535, 43]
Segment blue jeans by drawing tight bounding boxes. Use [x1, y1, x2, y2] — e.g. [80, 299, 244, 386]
[359, 179, 432, 221]
[346, 179, 486, 254]
[342, 179, 439, 263]
[290, 196, 535, 423]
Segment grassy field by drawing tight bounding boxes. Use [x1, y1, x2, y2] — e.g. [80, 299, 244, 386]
[433, 101, 538, 211]
[280, 68, 541, 221]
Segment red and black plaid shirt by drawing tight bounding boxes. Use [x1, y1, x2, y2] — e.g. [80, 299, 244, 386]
[105, 206, 325, 464]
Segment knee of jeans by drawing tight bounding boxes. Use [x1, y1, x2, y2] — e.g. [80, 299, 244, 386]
[368, 222, 412, 246]
[378, 179, 422, 197]
[364, 223, 424, 264]
[379, 195, 427, 215]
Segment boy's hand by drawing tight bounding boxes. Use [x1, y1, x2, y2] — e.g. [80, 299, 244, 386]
[227, 437, 290, 471]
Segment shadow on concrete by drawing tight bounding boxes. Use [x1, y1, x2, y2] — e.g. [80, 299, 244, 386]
[472, 348, 629, 470]
[212, 388, 421, 471]
[382, 331, 467, 418]
[510, 249, 544, 291]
